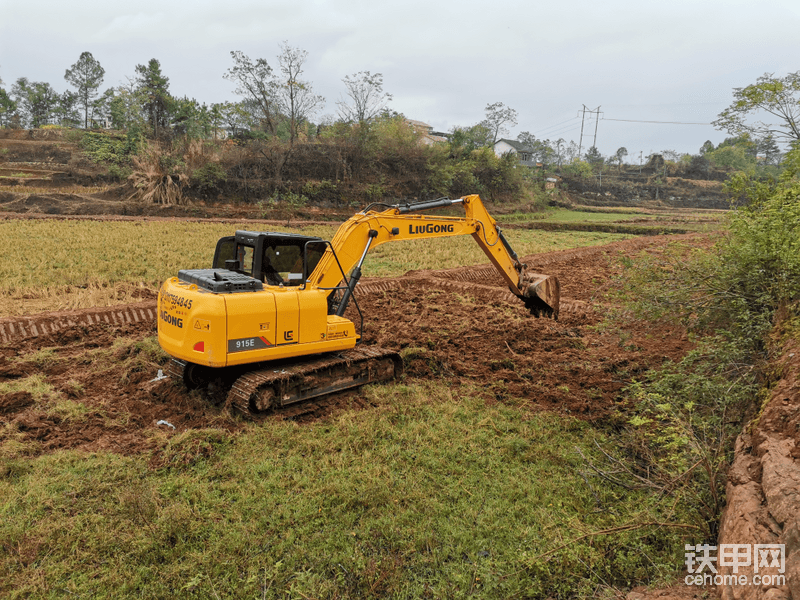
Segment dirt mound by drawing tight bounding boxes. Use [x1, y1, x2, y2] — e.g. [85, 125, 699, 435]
[716, 341, 800, 599]
[0, 235, 704, 458]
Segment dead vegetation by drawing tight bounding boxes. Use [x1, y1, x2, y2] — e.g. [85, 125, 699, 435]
[127, 144, 190, 206]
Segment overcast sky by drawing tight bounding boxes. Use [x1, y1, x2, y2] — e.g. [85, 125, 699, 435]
[2, 0, 799, 161]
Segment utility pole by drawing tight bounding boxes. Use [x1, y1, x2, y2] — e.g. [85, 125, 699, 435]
[592, 106, 601, 149]
[578, 105, 602, 161]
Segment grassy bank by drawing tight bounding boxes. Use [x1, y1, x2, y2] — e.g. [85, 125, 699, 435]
[0, 381, 691, 599]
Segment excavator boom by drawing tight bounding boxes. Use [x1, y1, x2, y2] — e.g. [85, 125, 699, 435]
[311, 194, 559, 318]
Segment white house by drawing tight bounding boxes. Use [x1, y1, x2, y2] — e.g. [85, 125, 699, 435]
[493, 138, 538, 167]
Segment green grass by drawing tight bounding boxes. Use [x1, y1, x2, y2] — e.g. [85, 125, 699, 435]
[542, 209, 656, 223]
[502, 207, 724, 232]
[0, 373, 58, 401]
[503, 209, 651, 224]
[0, 383, 690, 599]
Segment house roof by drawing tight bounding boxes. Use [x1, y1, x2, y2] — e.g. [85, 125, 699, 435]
[494, 138, 532, 152]
[406, 119, 432, 131]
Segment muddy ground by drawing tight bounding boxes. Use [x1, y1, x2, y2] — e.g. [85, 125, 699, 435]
[0, 234, 707, 459]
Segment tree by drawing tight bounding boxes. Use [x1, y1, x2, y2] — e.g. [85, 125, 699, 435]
[0, 71, 15, 128]
[91, 88, 115, 128]
[705, 144, 756, 172]
[135, 59, 172, 138]
[64, 52, 105, 129]
[0, 88, 16, 128]
[516, 132, 556, 165]
[713, 71, 800, 144]
[584, 145, 604, 166]
[337, 71, 392, 125]
[209, 103, 225, 140]
[448, 124, 493, 157]
[565, 140, 580, 164]
[11, 78, 59, 128]
[615, 146, 628, 170]
[109, 82, 145, 132]
[55, 90, 80, 127]
[553, 138, 567, 168]
[699, 140, 715, 155]
[217, 101, 251, 138]
[171, 97, 204, 139]
[757, 134, 782, 165]
[481, 102, 517, 145]
[276, 42, 324, 144]
[224, 51, 280, 136]
[661, 149, 681, 162]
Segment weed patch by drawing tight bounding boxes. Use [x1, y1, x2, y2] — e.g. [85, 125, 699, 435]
[0, 383, 694, 598]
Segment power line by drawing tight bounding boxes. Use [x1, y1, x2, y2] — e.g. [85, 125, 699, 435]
[602, 117, 710, 125]
[533, 116, 580, 136]
[534, 123, 582, 138]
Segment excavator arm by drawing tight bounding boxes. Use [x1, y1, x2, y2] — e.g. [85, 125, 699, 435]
[309, 194, 560, 318]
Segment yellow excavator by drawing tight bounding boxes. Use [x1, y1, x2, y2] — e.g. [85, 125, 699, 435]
[158, 194, 559, 416]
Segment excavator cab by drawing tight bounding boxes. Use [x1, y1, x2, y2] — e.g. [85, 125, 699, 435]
[212, 231, 328, 287]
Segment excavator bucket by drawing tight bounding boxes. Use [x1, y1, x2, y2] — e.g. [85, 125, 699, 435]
[521, 271, 560, 319]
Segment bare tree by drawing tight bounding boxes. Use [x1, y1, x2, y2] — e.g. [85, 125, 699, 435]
[224, 51, 280, 136]
[337, 71, 392, 124]
[481, 102, 518, 145]
[277, 42, 324, 144]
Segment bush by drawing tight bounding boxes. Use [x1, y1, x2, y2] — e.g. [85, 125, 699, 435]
[560, 160, 593, 179]
[128, 143, 189, 206]
[604, 148, 800, 537]
[80, 131, 132, 165]
[191, 162, 227, 191]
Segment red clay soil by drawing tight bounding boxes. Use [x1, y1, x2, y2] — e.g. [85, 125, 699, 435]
[0, 234, 709, 459]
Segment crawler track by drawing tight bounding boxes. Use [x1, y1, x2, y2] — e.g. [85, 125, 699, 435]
[169, 346, 402, 418]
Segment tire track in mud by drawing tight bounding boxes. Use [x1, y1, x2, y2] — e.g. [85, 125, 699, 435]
[0, 301, 157, 345]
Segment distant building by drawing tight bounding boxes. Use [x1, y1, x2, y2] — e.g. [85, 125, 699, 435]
[406, 119, 449, 146]
[493, 138, 537, 167]
[89, 116, 112, 129]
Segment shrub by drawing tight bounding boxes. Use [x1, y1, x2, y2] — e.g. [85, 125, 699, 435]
[80, 132, 131, 165]
[604, 147, 800, 536]
[191, 162, 227, 191]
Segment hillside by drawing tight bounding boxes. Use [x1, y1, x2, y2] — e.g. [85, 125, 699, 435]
[1, 129, 732, 218]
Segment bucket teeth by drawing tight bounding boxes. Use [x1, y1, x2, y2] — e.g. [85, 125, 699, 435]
[520, 272, 560, 319]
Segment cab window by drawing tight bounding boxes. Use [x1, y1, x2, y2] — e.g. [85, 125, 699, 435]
[212, 237, 235, 269]
[263, 243, 303, 285]
[238, 245, 255, 275]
